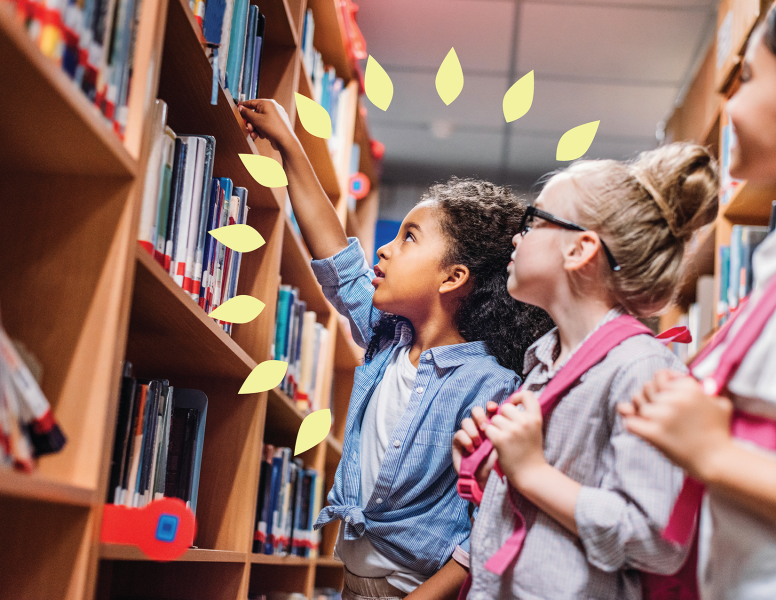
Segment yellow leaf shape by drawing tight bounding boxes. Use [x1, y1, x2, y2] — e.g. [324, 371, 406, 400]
[365, 55, 393, 111]
[435, 48, 464, 106]
[294, 93, 332, 139]
[503, 71, 534, 123]
[239, 360, 288, 394]
[239, 154, 288, 188]
[295, 409, 331, 456]
[556, 121, 600, 161]
[208, 295, 265, 324]
[209, 224, 265, 252]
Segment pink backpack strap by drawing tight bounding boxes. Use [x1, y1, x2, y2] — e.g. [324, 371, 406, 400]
[457, 315, 659, 576]
[665, 274, 776, 546]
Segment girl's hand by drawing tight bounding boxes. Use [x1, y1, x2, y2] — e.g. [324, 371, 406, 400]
[617, 370, 734, 481]
[237, 99, 297, 152]
[485, 390, 547, 491]
[452, 402, 499, 491]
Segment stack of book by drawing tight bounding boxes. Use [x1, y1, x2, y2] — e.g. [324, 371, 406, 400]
[300, 8, 356, 169]
[137, 100, 249, 335]
[0, 314, 66, 473]
[273, 284, 331, 412]
[202, 0, 265, 101]
[717, 223, 772, 322]
[6, 0, 143, 136]
[252, 444, 324, 558]
[107, 362, 208, 515]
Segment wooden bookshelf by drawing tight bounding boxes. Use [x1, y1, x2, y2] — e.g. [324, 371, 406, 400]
[661, 0, 775, 341]
[0, 0, 379, 596]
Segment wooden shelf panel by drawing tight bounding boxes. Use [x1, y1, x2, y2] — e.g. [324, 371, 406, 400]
[0, 4, 136, 177]
[128, 246, 256, 379]
[250, 552, 311, 565]
[354, 105, 378, 187]
[316, 556, 343, 568]
[0, 470, 94, 506]
[157, 0, 282, 212]
[306, 0, 354, 81]
[281, 217, 331, 318]
[100, 544, 247, 563]
[722, 180, 776, 224]
[257, 0, 298, 48]
[296, 55, 341, 200]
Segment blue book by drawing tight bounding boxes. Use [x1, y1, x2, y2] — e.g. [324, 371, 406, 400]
[264, 450, 285, 554]
[249, 13, 265, 99]
[199, 178, 221, 308]
[225, 0, 249, 94]
[240, 6, 258, 100]
[203, 0, 226, 44]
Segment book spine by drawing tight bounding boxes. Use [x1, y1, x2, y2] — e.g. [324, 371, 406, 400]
[224, 0, 247, 94]
[154, 127, 176, 266]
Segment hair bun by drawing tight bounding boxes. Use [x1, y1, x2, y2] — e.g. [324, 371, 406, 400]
[631, 143, 719, 241]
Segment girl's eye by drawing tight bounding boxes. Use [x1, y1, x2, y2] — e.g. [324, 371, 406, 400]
[741, 65, 752, 83]
[403, 231, 415, 242]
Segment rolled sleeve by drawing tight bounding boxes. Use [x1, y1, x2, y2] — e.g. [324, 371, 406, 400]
[452, 543, 470, 569]
[575, 348, 689, 574]
[310, 237, 382, 348]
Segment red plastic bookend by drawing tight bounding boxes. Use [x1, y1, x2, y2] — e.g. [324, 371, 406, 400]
[101, 497, 197, 561]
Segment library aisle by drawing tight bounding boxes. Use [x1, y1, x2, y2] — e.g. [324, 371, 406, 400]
[0, 0, 378, 598]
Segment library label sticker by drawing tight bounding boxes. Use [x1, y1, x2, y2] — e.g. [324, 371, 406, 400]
[295, 92, 332, 139]
[503, 71, 534, 123]
[208, 295, 265, 324]
[436, 48, 464, 106]
[295, 409, 332, 456]
[209, 224, 266, 252]
[239, 154, 288, 188]
[365, 55, 393, 111]
[556, 121, 600, 161]
[239, 360, 289, 394]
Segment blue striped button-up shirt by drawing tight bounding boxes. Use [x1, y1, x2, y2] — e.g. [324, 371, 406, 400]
[311, 238, 520, 576]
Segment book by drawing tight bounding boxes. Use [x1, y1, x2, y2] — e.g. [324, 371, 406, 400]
[253, 443, 275, 553]
[225, 0, 248, 94]
[249, 13, 265, 99]
[164, 138, 188, 272]
[172, 136, 203, 287]
[154, 127, 177, 266]
[739, 226, 769, 299]
[240, 5, 258, 101]
[138, 100, 169, 254]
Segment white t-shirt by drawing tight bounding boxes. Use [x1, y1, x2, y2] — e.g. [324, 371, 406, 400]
[335, 345, 429, 594]
[692, 230, 776, 600]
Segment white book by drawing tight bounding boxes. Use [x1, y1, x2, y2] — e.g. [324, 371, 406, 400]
[182, 138, 207, 296]
[313, 326, 329, 412]
[298, 311, 317, 400]
[172, 137, 202, 286]
[137, 101, 168, 252]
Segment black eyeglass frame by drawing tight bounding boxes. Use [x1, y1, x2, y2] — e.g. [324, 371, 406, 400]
[518, 205, 621, 272]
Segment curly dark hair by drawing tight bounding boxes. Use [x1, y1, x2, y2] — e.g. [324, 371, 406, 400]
[365, 178, 555, 374]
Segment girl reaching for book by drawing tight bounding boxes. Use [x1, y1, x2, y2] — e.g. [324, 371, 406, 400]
[619, 8, 776, 599]
[238, 98, 553, 600]
[452, 141, 719, 599]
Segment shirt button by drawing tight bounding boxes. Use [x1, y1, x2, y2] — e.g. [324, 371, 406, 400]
[424, 353, 432, 361]
[376, 498, 383, 504]
[393, 440, 400, 448]
[345, 516, 351, 523]
[415, 386, 424, 394]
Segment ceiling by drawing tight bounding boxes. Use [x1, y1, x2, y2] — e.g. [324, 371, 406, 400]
[354, 0, 718, 213]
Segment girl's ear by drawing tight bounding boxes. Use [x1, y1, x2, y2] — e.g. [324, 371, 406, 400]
[439, 264, 470, 295]
[563, 231, 602, 272]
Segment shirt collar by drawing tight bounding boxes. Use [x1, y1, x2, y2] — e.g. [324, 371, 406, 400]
[425, 340, 490, 368]
[522, 307, 626, 376]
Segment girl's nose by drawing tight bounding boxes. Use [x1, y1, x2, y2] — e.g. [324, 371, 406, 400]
[377, 244, 389, 260]
[512, 233, 521, 248]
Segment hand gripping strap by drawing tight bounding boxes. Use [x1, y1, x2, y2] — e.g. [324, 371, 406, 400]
[665, 274, 776, 547]
[457, 316, 677, 577]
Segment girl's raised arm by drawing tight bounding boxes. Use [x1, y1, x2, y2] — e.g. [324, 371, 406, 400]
[239, 99, 348, 260]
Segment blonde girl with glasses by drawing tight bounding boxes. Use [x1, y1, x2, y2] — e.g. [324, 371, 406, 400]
[453, 142, 719, 599]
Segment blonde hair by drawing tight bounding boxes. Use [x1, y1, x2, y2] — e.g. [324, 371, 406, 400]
[562, 142, 719, 317]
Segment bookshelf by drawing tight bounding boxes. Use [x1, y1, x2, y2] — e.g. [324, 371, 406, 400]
[0, 0, 379, 596]
[661, 0, 776, 352]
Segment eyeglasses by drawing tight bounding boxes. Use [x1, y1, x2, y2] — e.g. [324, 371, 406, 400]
[518, 205, 621, 272]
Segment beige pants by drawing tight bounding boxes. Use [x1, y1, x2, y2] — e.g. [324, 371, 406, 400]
[341, 567, 408, 600]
